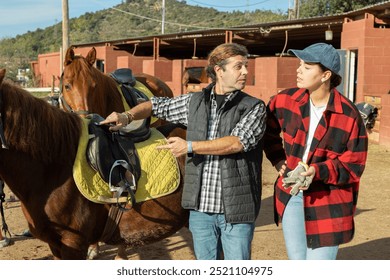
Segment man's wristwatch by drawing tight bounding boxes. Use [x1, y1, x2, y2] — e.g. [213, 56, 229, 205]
[187, 141, 193, 156]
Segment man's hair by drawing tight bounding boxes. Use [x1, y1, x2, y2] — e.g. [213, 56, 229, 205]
[206, 43, 248, 83]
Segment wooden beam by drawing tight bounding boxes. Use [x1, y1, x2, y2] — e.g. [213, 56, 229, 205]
[153, 37, 160, 61]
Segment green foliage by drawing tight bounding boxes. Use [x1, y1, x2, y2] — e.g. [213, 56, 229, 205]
[299, 0, 383, 18]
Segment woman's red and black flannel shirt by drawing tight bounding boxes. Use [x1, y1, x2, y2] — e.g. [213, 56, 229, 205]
[264, 87, 368, 248]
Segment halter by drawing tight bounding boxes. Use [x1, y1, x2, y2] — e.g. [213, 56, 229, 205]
[59, 72, 90, 116]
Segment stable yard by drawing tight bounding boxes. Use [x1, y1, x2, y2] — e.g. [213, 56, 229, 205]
[0, 142, 389, 260]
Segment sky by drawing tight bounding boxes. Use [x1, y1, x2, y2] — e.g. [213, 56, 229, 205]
[0, 0, 291, 39]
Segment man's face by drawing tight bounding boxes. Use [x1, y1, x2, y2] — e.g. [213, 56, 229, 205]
[215, 55, 248, 94]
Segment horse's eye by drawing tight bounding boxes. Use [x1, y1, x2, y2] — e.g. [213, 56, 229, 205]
[64, 84, 71, 91]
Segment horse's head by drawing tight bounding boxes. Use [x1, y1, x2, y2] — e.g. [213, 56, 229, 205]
[61, 47, 121, 118]
[60, 47, 96, 117]
[61, 47, 176, 121]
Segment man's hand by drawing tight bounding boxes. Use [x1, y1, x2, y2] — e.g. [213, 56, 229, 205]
[156, 137, 187, 158]
[99, 112, 129, 131]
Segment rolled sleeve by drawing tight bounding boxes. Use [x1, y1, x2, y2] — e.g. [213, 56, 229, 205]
[151, 94, 191, 126]
[231, 102, 266, 152]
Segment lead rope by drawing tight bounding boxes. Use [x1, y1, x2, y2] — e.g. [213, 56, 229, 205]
[0, 180, 11, 239]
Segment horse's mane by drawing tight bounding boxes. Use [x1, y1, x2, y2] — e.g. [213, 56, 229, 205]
[1, 80, 82, 166]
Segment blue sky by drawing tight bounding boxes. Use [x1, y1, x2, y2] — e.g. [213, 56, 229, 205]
[0, 0, 291, 39]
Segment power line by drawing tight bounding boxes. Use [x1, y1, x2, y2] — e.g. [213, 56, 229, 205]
[186, 0, 274, 10]
[110, 7, 213, 31]
[109, 5, 265, 32]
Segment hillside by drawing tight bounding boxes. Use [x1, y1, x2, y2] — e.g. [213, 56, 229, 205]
[0, 0, 287, 82]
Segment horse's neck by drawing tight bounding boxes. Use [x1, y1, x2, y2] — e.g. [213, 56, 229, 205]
[92, 73, 125, 117]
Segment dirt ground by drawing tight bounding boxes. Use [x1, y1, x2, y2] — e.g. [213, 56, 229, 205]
[0, 142, 389, 260]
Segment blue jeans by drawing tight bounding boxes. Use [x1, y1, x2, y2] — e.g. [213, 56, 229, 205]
[189, 210, 254, 260]
[282, 192, 339, 260]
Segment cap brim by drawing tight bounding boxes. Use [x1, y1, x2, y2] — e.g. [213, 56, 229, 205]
[288, 49, 319, 63]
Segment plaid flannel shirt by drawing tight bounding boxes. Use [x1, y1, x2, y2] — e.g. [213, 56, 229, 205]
[264, 87, 368, 248]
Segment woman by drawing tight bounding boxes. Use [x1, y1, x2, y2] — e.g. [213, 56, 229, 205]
[264, 43, 368, 260]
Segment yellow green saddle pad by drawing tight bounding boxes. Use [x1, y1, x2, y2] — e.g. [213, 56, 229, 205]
[119, 80, 158, 125]
[73, 118, 180, 204]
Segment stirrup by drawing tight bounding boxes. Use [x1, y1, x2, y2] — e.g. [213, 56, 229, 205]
[108, 160, 137, 209]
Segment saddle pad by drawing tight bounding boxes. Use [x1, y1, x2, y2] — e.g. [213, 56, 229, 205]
[118, 80, 158, 125]
[73, 118, 180, 204]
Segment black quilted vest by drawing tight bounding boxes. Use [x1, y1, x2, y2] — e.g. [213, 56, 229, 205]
[182, 84, 264, 223]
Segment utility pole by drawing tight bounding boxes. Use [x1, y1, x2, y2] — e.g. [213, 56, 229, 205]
[294, 0, 299, 19]
[161, 0, 165, 34]
[61, 0, 70, 70]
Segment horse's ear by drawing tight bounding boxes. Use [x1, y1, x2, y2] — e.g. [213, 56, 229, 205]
[86, 47, 97, 66]
[64, 47, 75, 66]
[0, 68, 6, 84]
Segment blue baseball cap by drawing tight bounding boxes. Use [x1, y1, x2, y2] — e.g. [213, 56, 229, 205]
[288, 43, 340, 74]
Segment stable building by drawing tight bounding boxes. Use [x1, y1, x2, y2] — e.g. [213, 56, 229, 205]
[31, 1, 390, 147]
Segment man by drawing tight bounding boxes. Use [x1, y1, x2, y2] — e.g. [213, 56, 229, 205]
[101, 43, 266, 260]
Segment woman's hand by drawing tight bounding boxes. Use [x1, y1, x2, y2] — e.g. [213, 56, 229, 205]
[299, 165, 315, 191]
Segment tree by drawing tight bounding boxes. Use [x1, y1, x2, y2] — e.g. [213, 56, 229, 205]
[299, 0, 383, 18]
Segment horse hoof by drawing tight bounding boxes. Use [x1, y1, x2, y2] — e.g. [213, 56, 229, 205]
[0, 237, 11, 248]
[87, 246, 99, 260]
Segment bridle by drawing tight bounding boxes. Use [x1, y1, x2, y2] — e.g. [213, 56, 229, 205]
[59, 72, 90, 116]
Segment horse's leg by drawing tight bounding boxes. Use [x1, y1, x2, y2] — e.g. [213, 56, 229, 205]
[87, 243, 127, 260]
[114, 245, 128, 260]
[49, 234, 89, 260]
[59, 242, 89, 260]
[87, 243, 100, 260]
[48, 244, 62, 260]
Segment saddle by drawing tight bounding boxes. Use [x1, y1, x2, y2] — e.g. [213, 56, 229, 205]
[110, 68, 149, 107]
[86, 114, 144, 204]
[109, 68, 152, 138]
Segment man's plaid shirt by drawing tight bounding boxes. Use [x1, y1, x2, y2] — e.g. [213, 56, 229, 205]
[151, 90, 266, 213]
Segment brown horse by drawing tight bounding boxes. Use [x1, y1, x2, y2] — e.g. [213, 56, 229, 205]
[0, 68, 188, 259]
[60, 47, 188, 259]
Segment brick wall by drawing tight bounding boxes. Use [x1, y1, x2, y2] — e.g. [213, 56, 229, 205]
[342, 13, 390, 146]
[36, 52, 61, 87]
